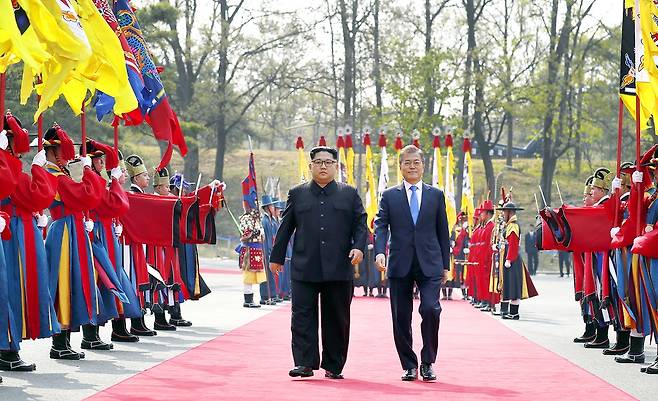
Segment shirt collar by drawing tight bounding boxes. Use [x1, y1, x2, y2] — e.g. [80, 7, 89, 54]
[403, 180, 423, 191]
[311, 179, 337, 196]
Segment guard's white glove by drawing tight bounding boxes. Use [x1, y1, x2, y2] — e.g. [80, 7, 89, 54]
[504, 260, 511, 268]
[110, 166, 122, 180]
[36, 214, 49, 228]
[450, 247, 453, 253]
[451, 240, 456, 247]
[0, 216, 6, 233]
[462, 222, 469, 230]
[32, 149, 47, 167]
[464, 248, 470, 254]
[84, 219, 94, 232]
[367, 243, 374, 250]
[0, 130, 8, 150]
[646, 224, 654, 233]
[114, 223, 123, 236]
[610, 227, 621, 239]
[611, 177, 622, 191]
[491, 244, 498, 252]
[80, 155, 92, 168]
[632, 171, 644, 184]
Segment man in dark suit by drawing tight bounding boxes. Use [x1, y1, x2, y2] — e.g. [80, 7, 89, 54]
[524, 226, 539, 275]
[374, 145, 451, 382]
[270, 146, 367, 380]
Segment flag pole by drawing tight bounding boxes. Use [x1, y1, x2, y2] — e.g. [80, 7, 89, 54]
[0, 72, 5, 117]
[614, 98, 623, 228]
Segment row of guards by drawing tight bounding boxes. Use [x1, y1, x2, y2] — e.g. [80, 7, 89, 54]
[534, 0, 658, 374]
[0, 0, 226, 379]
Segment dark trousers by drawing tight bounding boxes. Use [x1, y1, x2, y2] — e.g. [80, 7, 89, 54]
[291, 280, 353, 373]
[559, 252, 571, 277]
[389, 254, 442, 370]
[526, 252, 539, 275]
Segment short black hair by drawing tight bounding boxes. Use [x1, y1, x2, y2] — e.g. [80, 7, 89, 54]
[310, 146, 338, 160]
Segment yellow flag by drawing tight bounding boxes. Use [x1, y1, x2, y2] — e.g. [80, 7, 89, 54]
[431, 131, 443, 190]
[18, 0, 92, 120]
[461, 138, 475, 227]
[346, 132, 355, 186]
[444, 134, 457, 230]
[364, 133, 378, 232]
[0, 0, 50, 73]
[295, 136, 308, 183]
[637, 0, 658, 119]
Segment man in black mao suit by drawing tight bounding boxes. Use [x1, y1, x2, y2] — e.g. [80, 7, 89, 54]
[374, 145, 451, 382]
[270, 146, 367, 379]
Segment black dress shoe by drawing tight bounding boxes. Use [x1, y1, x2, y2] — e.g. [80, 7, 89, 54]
[325, 370, 344, 379]
[289, 366, 314, 378]
[615, 353, 645, 364]
[401, 368, 418, 381]
[420, 363, 436, 381]
[573, 334, 595, 343]
[502, 313, 519, 320]
[0, 351, 36, 371]
[584, 340, 609, 349]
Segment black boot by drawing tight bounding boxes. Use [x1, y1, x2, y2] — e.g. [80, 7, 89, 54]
[447, 288, 453, 300]
[603, 330, 630, 355]
[502, 303, 520, 320]
[441, 288, 448, 300]
[499, 301, 509, 317]
[154, 311, 176, 331]
[111, 318, 139, 342]
[81, 324, 113, 350]
[50, 330, 82, 360]
[481, 301, 492, 312]
[0, 350, 36, 371]
[243, 293, 261, 308]
[584, 325, 610, 349]
[461, 288, 468, 300]
[169, 303, 192, 327]
[130, 316, 157, 336]
[574, 322, 596, 343]
[615, 336, 646, 364]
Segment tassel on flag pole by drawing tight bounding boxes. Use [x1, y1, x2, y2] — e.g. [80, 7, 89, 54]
[345, 128, 355, 186]
[336, 130, 346, 183]
[394, 132, 403, 183]
[412, 130, 421, 148]
[318, 135, 327, 146]
[431, 128, 444, 190]
[296, 136, 308, 183]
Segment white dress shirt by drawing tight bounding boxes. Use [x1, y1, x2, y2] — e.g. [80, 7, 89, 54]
[403, 180, 423, 210]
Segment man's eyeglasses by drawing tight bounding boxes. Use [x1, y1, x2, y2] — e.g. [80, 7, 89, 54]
[311, 159, 337, 167]
[402, 160, 423, 167]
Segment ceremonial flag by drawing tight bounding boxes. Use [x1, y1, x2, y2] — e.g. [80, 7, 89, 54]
[93, 0, 147, 124]
[377, 131, 389, 198]
[431, 129, 443, 190]
[0, 0, 49, 73]
[345, 130, 355, 186]
[619, 1, 651, 128]
[113, 0, 187, 170]
[635, 0, 658, 120]
[242, 151, 258, 211]
[444, 133, 457, 230]
[394, 132, 403, 184]
[461, 137, 475, 227]
[295, 136, 308, 183]
[336, 131, 347, 183]
[363, 132, 377, 232]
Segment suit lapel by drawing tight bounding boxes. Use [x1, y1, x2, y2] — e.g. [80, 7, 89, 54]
[396, 183, 414, 225]
[416, 184, 432, 223]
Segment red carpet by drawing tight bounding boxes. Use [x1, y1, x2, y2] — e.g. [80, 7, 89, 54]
[87, 298, 636, 401]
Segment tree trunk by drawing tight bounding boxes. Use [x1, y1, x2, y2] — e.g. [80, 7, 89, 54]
[472, 57, 495, 196]
[373, 0, 383, 119]
[339, 0, 355, 127]
[214, 0, 230, 180]
[424, 0, 434, 118]
[505, 111, 513, 167]
[214, 119, 227, 180]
